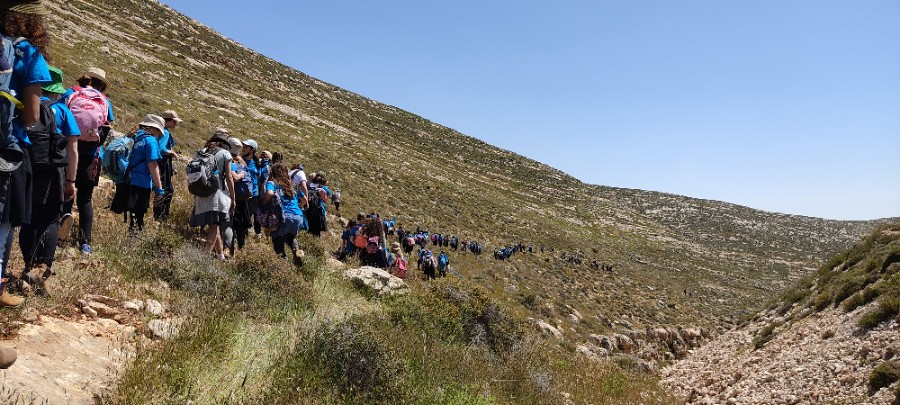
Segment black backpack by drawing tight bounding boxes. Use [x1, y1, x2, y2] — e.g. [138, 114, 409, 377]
[27, 99, 64, 168]
[307, 185, 324, 210]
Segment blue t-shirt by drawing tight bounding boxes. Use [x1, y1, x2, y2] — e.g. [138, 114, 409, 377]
[158, 128, 174, 154]
[266, 181, 303, 216]
[128, 130, 162, 188]
[10, 40, 51, 145]
[245, 158, 259, 197]
[42, 97, 80, 136]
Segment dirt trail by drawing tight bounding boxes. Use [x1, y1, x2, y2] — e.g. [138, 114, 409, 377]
[0, 317, 133, 404]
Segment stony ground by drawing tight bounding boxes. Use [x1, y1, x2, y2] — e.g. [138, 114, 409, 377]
[662, 303, 900, 404]
[0, 317, 133, 404]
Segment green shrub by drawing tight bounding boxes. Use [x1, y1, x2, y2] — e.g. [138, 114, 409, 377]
[311, 319, 404, 402]
[753, 322, 781, 350]
[858, 295, 900, 329]
[843, 286, 882, 312]
[869, 361, 900, 393]
[821, 330, 835, 340]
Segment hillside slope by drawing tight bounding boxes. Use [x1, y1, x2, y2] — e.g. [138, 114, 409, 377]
[663, 223, 900, 404]
[45, 0, 888, 335]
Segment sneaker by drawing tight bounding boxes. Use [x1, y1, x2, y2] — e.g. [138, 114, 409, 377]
[80, 244, 93, 254]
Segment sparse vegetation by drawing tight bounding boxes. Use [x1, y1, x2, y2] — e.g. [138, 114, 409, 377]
[869, 361, 900, 393]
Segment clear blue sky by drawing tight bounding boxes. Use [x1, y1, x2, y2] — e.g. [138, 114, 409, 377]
[162, 0, 899, 221]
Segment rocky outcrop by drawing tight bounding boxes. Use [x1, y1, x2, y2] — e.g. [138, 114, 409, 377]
[580, 325, 710, 363]
[343, 266, 409, 297]
[662, 303, 900, 404]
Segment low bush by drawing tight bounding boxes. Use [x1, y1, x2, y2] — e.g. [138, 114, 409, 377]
[869, 361, 900, 393]
[857, 294, 900, 329]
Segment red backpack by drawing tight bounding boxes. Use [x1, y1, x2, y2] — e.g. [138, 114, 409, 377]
[66, 86, 108, 142]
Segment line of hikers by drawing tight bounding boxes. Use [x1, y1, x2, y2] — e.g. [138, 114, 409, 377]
[338, 216, 470, 280]
[0, 0, 355, 369]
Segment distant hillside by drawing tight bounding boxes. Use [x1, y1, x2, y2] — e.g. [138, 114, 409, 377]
[663, 223, 900, 403]
[45, 0, 889, 335]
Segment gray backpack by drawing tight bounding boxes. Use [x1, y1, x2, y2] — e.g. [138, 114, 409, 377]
[186, 148, 220, 197]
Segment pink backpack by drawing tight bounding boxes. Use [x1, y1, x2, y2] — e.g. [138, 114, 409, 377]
[394, 257, 408, 279]
[65, 86, 108, 142]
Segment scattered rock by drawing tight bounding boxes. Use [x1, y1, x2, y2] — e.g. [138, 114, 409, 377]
[122, 300, 144, 312]
[81, 306, 98, 319]
[145, 299, 165, 316]
[534, 319, 563, 340]
[87, 302, 120, 319]
[147, 318, 181, 340]
[343, 266, 409, 297]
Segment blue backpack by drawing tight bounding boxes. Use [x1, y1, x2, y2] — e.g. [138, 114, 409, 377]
[102, 135, 134, 182]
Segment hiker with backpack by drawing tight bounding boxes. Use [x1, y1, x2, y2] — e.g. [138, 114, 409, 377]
[254, 150, 272, 241]
[420, 248, 437, 280]
[289, 162, 307, 196]
[262, 162, 307, 264]
[231, 139, 257, 252]
[121, 115, 165, 234]
[330, 188, 341, 213]
[305, 171, 329, 237]
[387, 242, 408, 279]
[0, 1, 54, 302]
[437, 250, 449, 277]
[60, 66, 115, 255]
[338, 219, 357, 261]
[358, 216, 387, 268]
[152, 109, 180, 221]
[0, 0, 55, 369]
[188, 129, 235, 261]
[17, 66, 80, 295]
[219, 137, 245, 257]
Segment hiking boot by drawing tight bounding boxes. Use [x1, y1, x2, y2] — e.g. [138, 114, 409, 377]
[80, 244, 93, 254]
[58, 213, 74, 243]
[22, 265, 51, 297]
[0, 290, 23, 307]
[0, 347, 16, 368]
[293, 249, 305, 266]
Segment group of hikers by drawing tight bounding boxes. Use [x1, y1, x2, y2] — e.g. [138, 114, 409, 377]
[338, 218, 479, 280]
[0, 0, 355, 369]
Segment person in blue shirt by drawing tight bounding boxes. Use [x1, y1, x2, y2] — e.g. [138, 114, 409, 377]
[152, 109, 179, 221]
[263, 162, 307, 264]
[438, 251, 450, 277]
[18, 65, 80, 294]
[0, 2, 51, 307]
[254, 149, 271, 240]
[234, 138, 258, 248]
[60, 67, 115, 254]
[124, 115, 164, 234]
[0, 0, 53, 368]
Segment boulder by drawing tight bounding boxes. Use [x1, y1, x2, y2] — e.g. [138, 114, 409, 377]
[615, 333, 635, 353]
[535, 319, 563, 340]
[343, 266, 409, 297]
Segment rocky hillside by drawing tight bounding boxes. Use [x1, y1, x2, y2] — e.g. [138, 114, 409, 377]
[45, 0, 889, 337]
[663, 224, 900, 404]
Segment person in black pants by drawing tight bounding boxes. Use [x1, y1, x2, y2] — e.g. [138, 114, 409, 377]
[19, 67, 80, 292]
[60, 67, 115, 254]
[153, 110, 179, 221]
